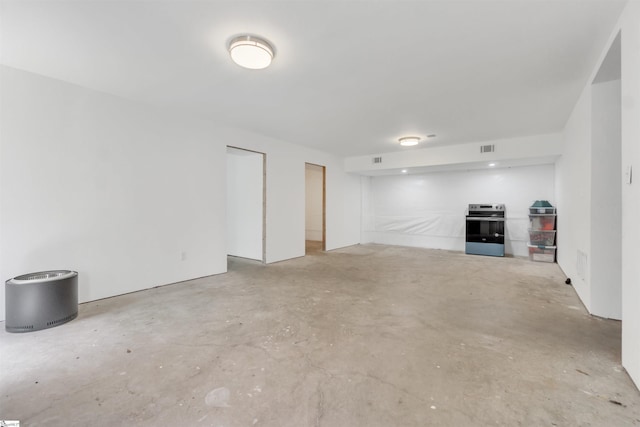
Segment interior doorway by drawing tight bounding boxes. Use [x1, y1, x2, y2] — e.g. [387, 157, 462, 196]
[226, 146, 266, 263]
[305, 163, 326, 254]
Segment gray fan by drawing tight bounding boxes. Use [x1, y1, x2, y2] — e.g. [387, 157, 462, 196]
[5, 270, 78, 333]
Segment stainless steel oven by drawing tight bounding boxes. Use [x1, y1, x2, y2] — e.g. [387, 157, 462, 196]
[465, 204, 505, 257]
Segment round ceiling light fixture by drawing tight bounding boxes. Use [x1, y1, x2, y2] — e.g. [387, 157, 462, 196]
[398, 136, 421, 147]
[228, 35, 274, 70]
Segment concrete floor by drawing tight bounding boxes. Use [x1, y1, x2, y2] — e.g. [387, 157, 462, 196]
[2, 243, 639, 426]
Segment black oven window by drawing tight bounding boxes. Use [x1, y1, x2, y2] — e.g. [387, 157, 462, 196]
[466, 220, 505, 244]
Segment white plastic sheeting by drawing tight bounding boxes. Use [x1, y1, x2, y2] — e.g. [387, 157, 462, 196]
[362, 164, 555, 257]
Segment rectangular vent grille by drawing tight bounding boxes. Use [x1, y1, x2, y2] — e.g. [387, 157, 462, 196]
[480, 144, 495, 153]
[372, 157, 383, 164]
[577, 250, 588, 281]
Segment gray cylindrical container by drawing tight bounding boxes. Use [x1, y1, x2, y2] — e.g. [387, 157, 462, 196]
[5, 270, 78, 333]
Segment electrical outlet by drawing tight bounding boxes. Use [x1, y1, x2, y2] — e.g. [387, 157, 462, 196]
[625, 165, 633, 184]
[181, 251, 187, 261]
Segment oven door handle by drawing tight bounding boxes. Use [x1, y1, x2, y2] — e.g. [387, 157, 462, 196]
[466, 217, 506, 222]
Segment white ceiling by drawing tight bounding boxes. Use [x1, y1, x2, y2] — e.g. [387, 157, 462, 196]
[0, 0, 627, 157]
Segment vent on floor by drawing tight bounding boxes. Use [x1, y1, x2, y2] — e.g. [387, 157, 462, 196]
[480, 144, 495, 153]
[372, 157, 382, 164]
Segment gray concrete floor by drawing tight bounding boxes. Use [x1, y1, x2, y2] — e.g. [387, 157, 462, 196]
[2, 244, 639, 426]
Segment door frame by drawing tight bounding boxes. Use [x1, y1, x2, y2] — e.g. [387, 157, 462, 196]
[227, 146, 267, 263]
[305, 162, 326, 252]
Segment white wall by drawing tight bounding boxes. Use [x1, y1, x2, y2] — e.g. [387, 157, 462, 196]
[557, 38, 623, 317]
[360, 176, 375, 244]
[556, 0, 640, 388]
[0, 66, 363, 321]
[363, 164, 555, 257]
[590, 78, 622, 320]
[619, 2, 640, 388]
[557, 88, 593, 310]
[226, 148, 264, 261]
[0, 66, 227, 321]
[305, 164, 324, 241]
[222, 135, 361, 264]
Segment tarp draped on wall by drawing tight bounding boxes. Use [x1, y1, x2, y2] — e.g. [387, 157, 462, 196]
[362, 164, 555, 257]
[375, 214, 463, 237]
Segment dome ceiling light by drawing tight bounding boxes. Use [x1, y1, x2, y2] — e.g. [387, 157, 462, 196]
[228, 35, 274, 70]
[398, 136, 421, 147]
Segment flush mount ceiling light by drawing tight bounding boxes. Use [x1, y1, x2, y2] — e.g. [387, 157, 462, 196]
[399, 136, 421, 147]
[228, 35, 274, 70]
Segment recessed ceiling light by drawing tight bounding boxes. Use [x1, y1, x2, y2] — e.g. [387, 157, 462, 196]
[399, 136, 420, 147]
[401, 169, 408, 173]
[228, 35, 274, 70]
[489, 163, 496, 167]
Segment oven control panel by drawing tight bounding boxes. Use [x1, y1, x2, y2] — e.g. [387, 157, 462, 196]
[468, 204, 505, 212]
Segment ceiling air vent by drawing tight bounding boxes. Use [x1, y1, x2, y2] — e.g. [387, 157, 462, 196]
[372, 156, 383, 164]
[480, 144, 495, 153]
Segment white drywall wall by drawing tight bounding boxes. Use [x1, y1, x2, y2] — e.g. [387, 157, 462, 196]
[557, 0, 640, 388]
[557, 88, 593, 311]
[556, 72, 623, 322]
[618, 2, 640, 388]
[0, 66, 227, 322]
[227, 148, 264, 261]
[305, 164, 324, 241]
[590, 78, 621, 320]
[362, 164, 555, 257]
[360, 176, 375, 244]
[223, 136, 361, 264]
[0, 66, 363, 322]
